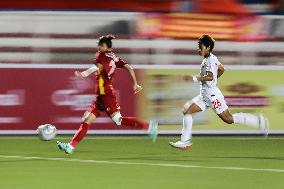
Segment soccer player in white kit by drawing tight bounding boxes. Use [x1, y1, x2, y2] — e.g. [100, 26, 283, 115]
[169, 35, 269, 149]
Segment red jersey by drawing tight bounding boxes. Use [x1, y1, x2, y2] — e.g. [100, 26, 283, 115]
[94, 51, 127, 95]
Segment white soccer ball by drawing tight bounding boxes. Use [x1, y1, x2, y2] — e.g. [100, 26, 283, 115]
[37, 124, 57, 141]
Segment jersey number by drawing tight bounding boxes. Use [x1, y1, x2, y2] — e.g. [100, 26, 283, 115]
[212, 99, 222, 109]
[108, 60, 116, 76]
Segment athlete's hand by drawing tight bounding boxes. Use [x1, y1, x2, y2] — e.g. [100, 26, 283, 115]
[74, 71, 84, 78]
[134, 84, 143, 94]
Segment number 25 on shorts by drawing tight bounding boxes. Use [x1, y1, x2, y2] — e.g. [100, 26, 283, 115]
[212, 99, 222, 109]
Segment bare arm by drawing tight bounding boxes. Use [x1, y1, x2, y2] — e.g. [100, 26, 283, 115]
[184, 71, 213, 82]
[217, 64, 225, 78]
[123, 64, 142, 94]
[197, 71, 213, 82]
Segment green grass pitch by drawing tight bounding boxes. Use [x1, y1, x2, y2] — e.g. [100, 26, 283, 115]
[0, 136, 283, 189]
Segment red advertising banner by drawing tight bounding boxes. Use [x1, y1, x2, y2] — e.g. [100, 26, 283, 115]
[137, 13, 269, 41]
[0, 0, 175, 12]
[0, 66, 139, 133]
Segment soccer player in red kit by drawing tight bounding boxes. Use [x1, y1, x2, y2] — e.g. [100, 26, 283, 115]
[57, 35, 158, 154]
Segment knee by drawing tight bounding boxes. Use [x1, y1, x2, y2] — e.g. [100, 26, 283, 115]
[83, 118, 93, 125]
[183, 109, 193, 116]
[112, 112, 122, 126]
[183, 101, 193, 115]
[83, 119, 92, 125]
[183, 101, 191, 114]
[223, 116, 234, 124]
[82, 111, 95, 124]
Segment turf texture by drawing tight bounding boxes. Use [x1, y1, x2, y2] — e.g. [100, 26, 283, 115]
[0, 136, 283, 189]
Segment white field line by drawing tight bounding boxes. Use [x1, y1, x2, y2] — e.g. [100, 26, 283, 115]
[0, 155, 283, 173]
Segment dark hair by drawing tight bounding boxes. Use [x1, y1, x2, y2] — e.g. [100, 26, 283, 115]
[98, 34, 116, 48]
[198, 35, 215, 51]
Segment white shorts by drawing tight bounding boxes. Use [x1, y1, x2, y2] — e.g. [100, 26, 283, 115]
[184, 88, 228, 115]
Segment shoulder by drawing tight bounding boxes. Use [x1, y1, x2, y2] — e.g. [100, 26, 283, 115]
[94, 51, 106, 65]
[106, 51, 120, 62]
[208, 54, 218, 62]
[95, 51, 103, 60]
[208, 54, 220, 65]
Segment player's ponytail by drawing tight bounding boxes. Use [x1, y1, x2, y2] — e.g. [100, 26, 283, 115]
[98, 34, 115, 48]
[106, 34, 115, 40]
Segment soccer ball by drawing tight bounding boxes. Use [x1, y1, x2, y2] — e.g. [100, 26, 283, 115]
[37, 124, 57, 141]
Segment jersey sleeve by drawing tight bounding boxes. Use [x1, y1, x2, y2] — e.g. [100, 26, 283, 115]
[215, 57, 222, 66]
[206, 56, 220, 73]
[93, 52, 101, 65]
[115, 57, 127, 68]
[215, 57, 224, 71]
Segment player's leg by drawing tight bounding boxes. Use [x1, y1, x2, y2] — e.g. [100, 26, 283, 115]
[57, 99, 101, 154]
[103, 93, 148, 129]
[181, 103, 203, 142]
[218, 109, 269, 133]
[69, 111, 96, 148]
[121, 116, 158, 142]
[121, 117, 148, 130]
[103, 91, 158, 141]
[57, 111, 97, 154]
[212, 97, 269, 134]
[169, 96, 205, 149]
[107, 110, 158, 142]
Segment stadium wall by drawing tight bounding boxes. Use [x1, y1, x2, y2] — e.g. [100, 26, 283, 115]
[1, 64, 284, 135]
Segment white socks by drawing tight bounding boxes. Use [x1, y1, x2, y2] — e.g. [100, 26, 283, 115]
[181, 114, 193, 142]
[232, 113, 259, 129]
[181, 113, 259, 142]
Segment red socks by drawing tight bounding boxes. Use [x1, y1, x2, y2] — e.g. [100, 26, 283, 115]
[70, 122, 90, 148]
[69, 117, 147, 148]
[121, 117, 148, 130]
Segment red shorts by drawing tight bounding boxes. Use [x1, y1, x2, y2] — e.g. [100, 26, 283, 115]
[87, 91, 120, 117]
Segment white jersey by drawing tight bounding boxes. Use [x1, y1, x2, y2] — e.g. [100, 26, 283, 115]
[199, 53, 222, 96]
[183, 53, 228, 115]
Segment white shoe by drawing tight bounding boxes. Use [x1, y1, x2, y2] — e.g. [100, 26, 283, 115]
[258, 112, 269, 136]
[169, 140, 192, 150]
